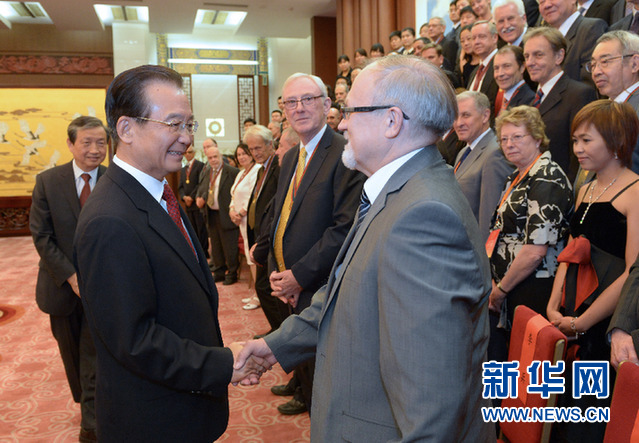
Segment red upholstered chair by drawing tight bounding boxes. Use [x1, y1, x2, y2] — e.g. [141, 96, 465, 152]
[498, 305, 567, 443]
[604, 361, 639, 443]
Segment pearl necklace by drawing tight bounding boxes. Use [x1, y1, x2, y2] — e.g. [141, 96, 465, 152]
[579, 177, 618, 224]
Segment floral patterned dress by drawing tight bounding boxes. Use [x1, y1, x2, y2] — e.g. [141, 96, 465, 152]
[490, 151, 574, 324]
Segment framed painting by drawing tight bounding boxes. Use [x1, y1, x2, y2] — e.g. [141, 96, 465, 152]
[0, 88, 108, 197]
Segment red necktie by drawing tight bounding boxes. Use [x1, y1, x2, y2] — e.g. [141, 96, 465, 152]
[495, 89, 504, 116]
[79, 173, 91, 208]
[162, 183, 196, 256]
[472, 64, 487, 91]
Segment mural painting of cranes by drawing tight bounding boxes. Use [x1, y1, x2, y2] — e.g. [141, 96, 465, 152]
[0, 89, 107, 197]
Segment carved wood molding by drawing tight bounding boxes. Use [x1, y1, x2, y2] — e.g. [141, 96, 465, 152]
[0, 55, 113, 75]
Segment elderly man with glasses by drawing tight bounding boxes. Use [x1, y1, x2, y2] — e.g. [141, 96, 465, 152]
[237, 56, 495, 442]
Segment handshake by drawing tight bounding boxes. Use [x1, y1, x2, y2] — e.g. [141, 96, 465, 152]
[228, 339, 278, 385]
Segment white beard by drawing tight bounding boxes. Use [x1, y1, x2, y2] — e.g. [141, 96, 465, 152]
[341, 143, 358, 170]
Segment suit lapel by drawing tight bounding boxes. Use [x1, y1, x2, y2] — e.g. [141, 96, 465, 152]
[58, 162, 82, 221]
[288, 129, 332, 224]
[320, 147, 441, 322]
[456, 131, 493, 178]
[109, 164, 210, 293]
[538, 74, 567, 116]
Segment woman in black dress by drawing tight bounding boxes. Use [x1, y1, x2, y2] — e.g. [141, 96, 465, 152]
[547, 100, 639, 442]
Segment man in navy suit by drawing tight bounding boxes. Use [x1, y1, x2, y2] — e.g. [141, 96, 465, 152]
[74, 65, 268, 442]
[30, 115, 108, 442]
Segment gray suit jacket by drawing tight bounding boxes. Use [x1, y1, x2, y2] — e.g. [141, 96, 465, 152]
[266, 146, 494, 442]
[454, 130, 515, 242]
[609, 253, 639, 354]
[626, 89, 639, 173]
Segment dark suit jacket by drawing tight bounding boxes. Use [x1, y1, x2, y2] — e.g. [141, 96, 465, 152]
[441, 36, 459, 69]
[248, 155, 280, 254]
[610, 0, 627, 24]
[467, 58, 499, 116]
[538, 73, 598, 181]
[524, 0, 541, 27]
[30, 161, 106, 316]
[264, 126, 364, 311]
[610, 11, 633, 30]
[562, 15, 608, 86]
[197, 163, 239, 231]
[585, 0, 618, 25]
[506, 82, 536, 109]
[178, 159, 204, 213]
[74, 163, 232, 442]
[437, 130, 464, 166]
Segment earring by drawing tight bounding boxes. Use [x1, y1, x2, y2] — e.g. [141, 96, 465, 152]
[614, 152, 619, 160]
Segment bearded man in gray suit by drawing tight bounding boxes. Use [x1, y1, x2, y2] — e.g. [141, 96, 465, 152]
[236, 56, 494, 442]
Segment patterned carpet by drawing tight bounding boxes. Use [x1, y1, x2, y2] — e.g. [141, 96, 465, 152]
[0, 236, 310, 442]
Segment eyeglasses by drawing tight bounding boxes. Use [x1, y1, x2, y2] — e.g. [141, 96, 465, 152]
[341, 105, 410, 120]
[282, 95, 324, 110]
[585, 54, 636, 72]
[499, 133, 530, 145]
[135, 117, 199, 135]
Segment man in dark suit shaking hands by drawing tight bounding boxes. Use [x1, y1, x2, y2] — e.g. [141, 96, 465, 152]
[30, 116, 108, 442]
[73, 65, 269, 442]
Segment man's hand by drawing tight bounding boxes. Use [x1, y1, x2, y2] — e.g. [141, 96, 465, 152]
[67, 273, 80, 298]
[611, 328, 639, 369]
[196, 197, 206, 209]
[228, 341, 273, 385]
[234, 339, 278, 384]
[183, 195, 194, 207]
[270, 270, 302, 308]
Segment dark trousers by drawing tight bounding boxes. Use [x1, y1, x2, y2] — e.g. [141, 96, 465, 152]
[292, 291, 315, 411]
[255, 264, 290, 331]
[50, 304, 96, 430]
[206, 208, 239, 277]
[185, 208, 209, 259]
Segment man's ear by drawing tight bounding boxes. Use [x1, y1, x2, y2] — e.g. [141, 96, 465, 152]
[117, 116, 134, 144]
[384, 107, 405, 139]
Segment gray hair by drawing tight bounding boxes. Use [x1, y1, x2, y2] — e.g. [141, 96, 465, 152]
[457, 90, 491, 112]
[282, 73, 328, 97]
[366, 56, 457, 137]
[281, 127, 300, 146]
[243, 124, 273, 144]
[492, 0, 525, 16]
[472, 20, 498, 37]
[596, 30, 639, 55]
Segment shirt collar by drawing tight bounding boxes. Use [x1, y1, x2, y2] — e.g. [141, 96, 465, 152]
[72, 160, 99, 182]
[539, 71, 564, 97]
[363, 148, 423, 205]
[300, 124, 327, 161]
[113, 155, 165, 205]
[480, 48, 498, 66]
[504, 80, 526, 100]
[512, 26, 527, 47]
[614, 80, 639, 102]
[558, 11, 580, 36]
[469, 128, 492, 150]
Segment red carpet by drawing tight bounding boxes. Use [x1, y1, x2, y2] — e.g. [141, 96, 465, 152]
[0, 236, 310, 442]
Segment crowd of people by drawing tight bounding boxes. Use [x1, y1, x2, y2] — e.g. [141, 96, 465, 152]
[26, 0, 639, 440]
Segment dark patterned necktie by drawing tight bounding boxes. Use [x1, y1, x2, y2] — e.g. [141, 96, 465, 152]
[532, 89, 544, 108]
[79, 173, 91, 208]
[163, 183, 196, 256]
[355, 190, 371, 230]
